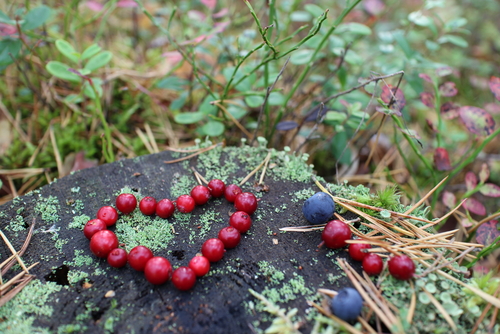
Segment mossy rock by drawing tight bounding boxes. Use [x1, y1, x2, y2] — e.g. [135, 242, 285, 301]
[0, 144, 362, 333]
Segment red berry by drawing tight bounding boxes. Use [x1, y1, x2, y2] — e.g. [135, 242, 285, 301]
[172, 266, 196, 291]
[128, 245, 154, 271]
[224, 184, 242, 203]
[218, 226, 241, 249]
[234, 192, 258, 215]
[107, 248, 128, 268]
[144, 257, 172, 285]
[96, 206, 118, 226]
[190, 185, 211, 205]
[116, 193, 137, 214]
[229, 211, 252, 233]
[83, 218, 107, 240]
[208, 179, 225, 197]
[201, 238, 225, 262]
[139, 196, 157, 215]
[321, 220, 352, 249]
[362, 253, 383, 276]
[89, 230, 119, 258]
[388, 255, 415, 280]
[176, 195, 196, 213]
[156, 199, 175, 218]
[348, 243, 372, 262]
[188, 256, 210, 277]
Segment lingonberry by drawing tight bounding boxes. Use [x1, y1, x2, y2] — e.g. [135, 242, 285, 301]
[321, 220, 352, 249]
[172, 266, 196, 291]
[144, 256, 172, 285]
[188, 255, 210, 277]
[107, 248, 128, 268]
[330, 287, 363, 322]
[96, 206, 119, 226]
[224, 184, 242, 203]
[234, 192, 258, 215]
[348, 243, 372, 262]
[388, 254, 415, 280]
[201, 238, 225, 262]
[190, 185, 211, 205]
[229, 211, 252, 233]
[116, 193, 137, 214]
[139, 196, 157, 216]
[89, 230, 119, 258]
[156, 199, 175, 218]
[128, 245, 154, 271]
[362, 253, 383, 276]
[176, 195, 196, 213]
[218, 226, 241, 249]
[83, 219, 107, 240]
[207, 179, 225, 197]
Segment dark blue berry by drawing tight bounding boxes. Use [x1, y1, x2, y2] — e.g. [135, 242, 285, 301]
[302, 192, 335, 225]
[330, 287, 363, 322]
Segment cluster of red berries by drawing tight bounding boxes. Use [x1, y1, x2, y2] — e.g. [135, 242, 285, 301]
[321, 220, 416, 280]
[82, 179, 258, 291]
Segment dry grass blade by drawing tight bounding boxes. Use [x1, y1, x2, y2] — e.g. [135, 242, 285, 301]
[0, 230, 29, 273]
[469, 285, 500, 334]
[49, 126, 63, 177]
[1, 219, 35, 275]
[136, 127, 154, 154]
[0, 262, 39, 292]
[212, 101, 253, 139]
[404, 176, 448, 215]
[164, 142, 222, 164]
[239, 151, 271, 186]
[421, 286, 457, 330]
[0, 275, 35, 307]
[0, 168, 46, 179]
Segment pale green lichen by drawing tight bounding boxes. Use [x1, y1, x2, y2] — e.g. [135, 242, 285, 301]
[68, 214, 91, 229]
[34, 195, 60, 225]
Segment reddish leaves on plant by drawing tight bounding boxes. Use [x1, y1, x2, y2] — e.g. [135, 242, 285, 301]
[458, 106, 496, 136]
[479, 183, 500, 197]
[489, 76, 500, 102]
[479, 163, 490, 183]
[419, 73, 433, 83]
[439, 82, 458, 97]
[433, 147, 452, 171]
[435, 66, 453, 77]
[465, 171, 477, 191]
[475, 220, 500, 246]
[420, 92, 434, 108]
[440, 102, 460, 120]
[380, 84, 406, 113]
[363, 0, 385, 16]
[463, 198, 486, 216]
[442, 191, 456, 209]
[426, 119, 437, 132]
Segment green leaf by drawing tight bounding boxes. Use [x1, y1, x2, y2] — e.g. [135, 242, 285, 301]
[55, 39, 80, 64]
[0, 10, 17, 25]
[304, 4, 324, 18]
[245, 95, 264, 108]
[83, 78, 103, 99]
[0, 39, 22, 67]
[290, 49, 314, 65]
[227, 105, 246, 119]
[437, 35, 468, 48]
[174, 112, 205, 124]
[201, 121, 225, 136]
[335, 22, 372, 35]
[22, 5, 52, 30]
[170, 92, 187, 111]
[290, 11, 311, 22]
[268, 92, 284, 106]
[84, 51, 112, 71]
[344, 50, 363, 65]
[392, 30, 414, 58]
[81, 44, 102, 60]
[445, 17, 467, 31]
[324, 111, 347, 123]
[156, 76, 189, 91]
[45, 61, 81, 83]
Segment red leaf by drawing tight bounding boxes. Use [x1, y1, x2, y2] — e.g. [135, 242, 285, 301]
[440, 102, 459, 120]
[442, 191, 456, 209]
[465, 172, 477, 191]
[479, 163, 490, 183]
[439, 82, 458, 97]
[484, 102, 500, 115]
[460, 218, 473, 228]
[489, 76, 500, 102]
[479, 183, 500, 197]
[463, 198, 486, 216]
[420, 92, 434, 108]
[426, 119, 437, 132]
[433, 147, 452, 171]
[475, 220, 500, 245]
[201, 0, 216, 10]
[458, 106, 496, 136]
[380, 84, 406, 112]
[419, 73, 433, 83]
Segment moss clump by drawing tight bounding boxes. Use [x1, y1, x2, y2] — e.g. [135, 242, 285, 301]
[34, 195, 61, 226]
[68, 214, 91, 229]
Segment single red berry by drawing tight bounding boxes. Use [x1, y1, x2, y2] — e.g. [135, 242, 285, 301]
[229, 211, 252, 233]
[234, 192, 258, 215]
[156, 199, 175, 218]
[107, 248, 128, 268]
[144, 257, 172, 285]
[188, 255, 210, 277]
[128, 245, 154, 271]
[388, 255, 415, 280]
[172, 266, 197, 291]
[349, 243, 372, 262]
[190, 185, 211, 205]
[116, 193, 137, 214]
[96, 206, 119, 226]
[176, 195, 196, 213]
[83, 218, 107, 240]
[362, 253, 384, 276]
[218, 226, 241, 249]
[89, 230, 119, 258]
[201, 238, 225, 262]
[139, 196, 157, 215]
[224, 184, 242, 203]
[208, 179, 225, 197]
[321, 220, 352, 249]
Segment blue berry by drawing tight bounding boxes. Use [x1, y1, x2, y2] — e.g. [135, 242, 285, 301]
[302, 192, 335, 225]
[330, 287, 363, 322]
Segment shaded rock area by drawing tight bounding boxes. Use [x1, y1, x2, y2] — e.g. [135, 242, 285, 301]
[0, 145, 361, 333]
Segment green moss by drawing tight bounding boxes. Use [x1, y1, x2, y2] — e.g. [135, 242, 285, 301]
[64, 250, 94, 267]
[70, 187, 80, 193]
[6, 215, 26, 232]
[258, 261, 285, 284]
[68, 270, 89, 284]
[34, 195, 61, 225]
[68, 214, 91, 229]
